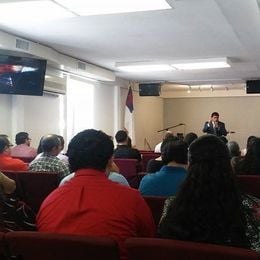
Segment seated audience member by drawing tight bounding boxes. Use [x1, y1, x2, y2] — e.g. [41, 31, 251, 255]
[159, 135, 259, 251]
[0, 136, 28, 171]
[183, 132, 198, 147]
[11, 132, 37, 158]
[56, 135, 69, 165]
[234, 137, 260, 175]
[241, 135, 256, 156]
[60, 161, 129, 187]
[154, 131, 173, 153]
[0, 171, 35, 232]
[146, 135, 179, 173]
[29, 134, 70, 179]
[227, 141, 242, 171]
[37, 129, 154, 260]
[139, 139, 188, 196]
[113, 130, 141, 161]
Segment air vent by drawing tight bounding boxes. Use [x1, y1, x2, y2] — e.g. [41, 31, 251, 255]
[78, 61, 86, 70]
[16, 38, 30, 51]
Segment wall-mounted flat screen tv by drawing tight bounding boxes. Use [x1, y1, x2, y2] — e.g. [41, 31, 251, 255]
[0, 54, 47, 96]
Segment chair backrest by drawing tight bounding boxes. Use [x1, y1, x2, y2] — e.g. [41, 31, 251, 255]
[12, 156, 35, 163]
[0, 232, 6, 259]
[2, 171, 59, 213]
[126, 238, 260, 260]
[237, 175, 260, 198]
[141, 153, 161, 172]
[113, 158, 139, 177]
[113, 159, 140, 188]
[143, 196, 166, 226]
[5, 231, 120, 260]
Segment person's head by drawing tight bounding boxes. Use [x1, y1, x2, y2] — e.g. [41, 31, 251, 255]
[41, 134, 61, 156]
[15, 132, 31, 146]
[243, 137, 260, 168]
[183, 132, 198, 147]
[160, 134, 251, 247]
[57, 135, 65, 151]
[246, 135, 256, 151]
[227, 141, 240, 158]
[67, 129, 114, 172]
[0, 136, 13, 155]
[115, 130, 128, 144]
[163, 131, 174, 140]
[37, 136, 44, 154]
[161, 139, 188, 165]
[211, 112, 219, 122]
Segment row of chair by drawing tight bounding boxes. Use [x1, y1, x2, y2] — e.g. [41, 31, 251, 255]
[0, 231, 258, 260]
[2, 171, 59, 213]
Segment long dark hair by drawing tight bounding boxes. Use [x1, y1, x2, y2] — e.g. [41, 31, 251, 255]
[235, 137, 260, 175]
[159, 135, 255, 248]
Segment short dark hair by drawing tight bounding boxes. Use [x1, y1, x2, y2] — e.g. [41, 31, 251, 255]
[0, 136, 9, 153]
[67, 129, 114, 172]
[41, 135, 60, 153]
[15, 132, 29, 145]
[161, 140, 188, 164]
[184, 132, 198, 147]
[211, 112, 219, 117]
[115, 130, 128, 143]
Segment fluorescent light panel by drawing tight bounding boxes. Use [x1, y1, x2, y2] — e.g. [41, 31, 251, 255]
[0, 1, 75, 24]
[117, 64, 174, 72]
[172, 58, 230, 70]
[55, 0, 173, 16]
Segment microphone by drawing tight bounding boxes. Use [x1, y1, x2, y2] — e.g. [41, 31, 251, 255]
[179, 123, 185, 126]
[228, 131, 236, 134]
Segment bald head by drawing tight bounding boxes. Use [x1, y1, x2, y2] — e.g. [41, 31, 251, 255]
[41, 134, 61, 155]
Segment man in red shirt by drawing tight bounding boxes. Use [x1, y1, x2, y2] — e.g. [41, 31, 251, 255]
[0, 136, 28, 171]
[37, 129, 155, 260]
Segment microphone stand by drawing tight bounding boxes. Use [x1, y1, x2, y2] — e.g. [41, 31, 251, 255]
[157, 123, 185, 133]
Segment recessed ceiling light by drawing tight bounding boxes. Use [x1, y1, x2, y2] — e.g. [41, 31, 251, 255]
[171, 58, 231, 70]
[55, 0, 174, 16]
[0, 1, 75, 25]
[116, 63, 175, 72]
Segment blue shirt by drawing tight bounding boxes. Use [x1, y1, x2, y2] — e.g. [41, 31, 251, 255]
[139, 165, 187, 196]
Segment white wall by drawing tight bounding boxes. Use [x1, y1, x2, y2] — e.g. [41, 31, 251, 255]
[164, 96, 260, 149]
[1, 79, 119, 150]
[0, 95, 12, 135]
[93, 82, 117, 137]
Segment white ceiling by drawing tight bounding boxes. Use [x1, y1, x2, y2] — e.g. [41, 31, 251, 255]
[0, 0, 260, 85]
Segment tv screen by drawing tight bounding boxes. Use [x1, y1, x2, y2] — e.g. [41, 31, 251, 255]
[139, 83, 161, 96]
[0, 55, 47, 96]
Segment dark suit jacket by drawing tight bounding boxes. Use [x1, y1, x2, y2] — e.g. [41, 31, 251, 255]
[202, 121, 227, 136]
[113, 145, 142, 161]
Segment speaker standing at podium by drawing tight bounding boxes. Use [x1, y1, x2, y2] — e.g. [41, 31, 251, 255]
[202, 112, 227, 136]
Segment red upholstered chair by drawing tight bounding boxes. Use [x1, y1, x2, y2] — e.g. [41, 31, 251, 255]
[16, 172, 59, 213]
[141, 153, 161, 172]
[113, 158, 141, 188]
[0, 232, 6, 260]
[3, 171, 59, 213]
[5, 231, 120, 260]
[126, 238, 260, 260]
[143, 196, 166, 227]
[237, 175, 260, 198]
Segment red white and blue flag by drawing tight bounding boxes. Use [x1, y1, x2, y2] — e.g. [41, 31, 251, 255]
[124, 86, 135, 144]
